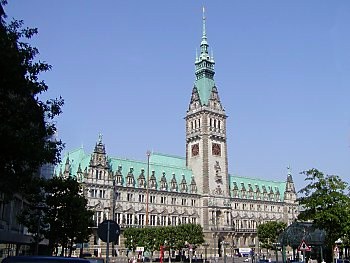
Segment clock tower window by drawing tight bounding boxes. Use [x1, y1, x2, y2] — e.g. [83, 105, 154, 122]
[191, 143, 199, 157]
[212, 143, 221, 156]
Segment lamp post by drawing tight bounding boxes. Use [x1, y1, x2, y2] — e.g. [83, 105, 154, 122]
[221, 241, 229, 263]
[130, 236, 134, 258]
[189, 244, 193, 263]
[185, 241, 193, 263]
[34, 204, 46, 256]
[146, 151, 151, 226]
[249, 244, 255, 263]
[203, 243, 210, 263]
[112, 178, 116, 257]
[164, 240, 171, 263]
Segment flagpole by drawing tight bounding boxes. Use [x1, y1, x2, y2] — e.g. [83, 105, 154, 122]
[146, 151, 151, 226]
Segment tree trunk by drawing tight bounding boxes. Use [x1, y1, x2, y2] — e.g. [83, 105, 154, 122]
[68, 240, 74, 257]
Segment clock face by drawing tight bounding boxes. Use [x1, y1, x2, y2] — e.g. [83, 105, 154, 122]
[212, 143, 221, 156]
[191, 144, 199, 156]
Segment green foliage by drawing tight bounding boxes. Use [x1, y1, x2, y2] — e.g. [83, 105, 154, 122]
[44, 176, 94, 255]
[18, 176, 94, 255]
[0, 1, 64, 201]
[16, 177, 48, 247]
[123, 224, 204, 253]
[297, 169, 350, 248]
[257, 221, 287, 250]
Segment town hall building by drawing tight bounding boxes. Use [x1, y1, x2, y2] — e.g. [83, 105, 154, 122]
[57, 10, 298, 258]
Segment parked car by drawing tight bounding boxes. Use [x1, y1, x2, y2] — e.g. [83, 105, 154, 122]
[2, 256, 91, 263]
[84, 258, 104, 263]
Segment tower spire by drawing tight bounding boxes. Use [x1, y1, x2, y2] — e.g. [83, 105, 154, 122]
[201, 6, 208, 50]
[202, 6, 207, 40]
[193, 7, 215, 105]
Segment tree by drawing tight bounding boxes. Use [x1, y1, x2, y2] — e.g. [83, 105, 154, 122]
[18, 176, 94, 256]
[123, 223, 204, 260]
[176, 224, 205, 250]
[0, 1, 64, 201]
[257, 221, 287, 262]
[297, 169, 350, 249]
[44, 176, 94, 256]
[16, 177, 48, 255]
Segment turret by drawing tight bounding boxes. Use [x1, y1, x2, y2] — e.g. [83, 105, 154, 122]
[284, 166, 297, 203]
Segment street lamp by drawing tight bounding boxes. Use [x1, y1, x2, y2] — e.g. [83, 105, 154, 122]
[185, 241, 193, 263]
[146, 151, 151, 226]
[34, 204, 46, 256]
[130, 235, 134, 257]
[164, 240, 171, 263]
[112, 177, 116, 257]
[249, 243, 256, 263]
[221, 241, 230, 263]
[203, 243, 210, 263]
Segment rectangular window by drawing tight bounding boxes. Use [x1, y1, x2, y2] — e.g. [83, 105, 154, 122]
[116, 213, 121, 224]
[126, 213, 133, 225]
[139, 194, 145, 203]
[150, 195, 156, 203]
[97, 211, 102, 226]
[160, 196, 167, 204]
[191, 199, 196, 206]
[139, 214, 145, 226]
[127, 193, 133, 202]
[115, 192, 121, 201]
[150, 215, 156, 226]
[172, 216, 177, 226]
[171, 198, 176, 205]
[161, 216, 167, 226]
[181, 199, 187, 206]
[191, 217, 196, 224]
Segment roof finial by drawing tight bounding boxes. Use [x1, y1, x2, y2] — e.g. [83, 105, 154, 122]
[287, 165, 291, 176]
[98, 132, 103, 143]
[202, 6, 206, 39]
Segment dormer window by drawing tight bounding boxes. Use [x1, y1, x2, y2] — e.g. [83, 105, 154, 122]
[150, 170, 157, 189]
[126, 167, 135, 187]
[171, 173, 177, 192]
[160, 171, 167, 190]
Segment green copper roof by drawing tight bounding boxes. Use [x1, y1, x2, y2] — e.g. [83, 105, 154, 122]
[193, 7, 216, 106]
[109, 152, 192, 184]
[56, 149, 193, 192]
[55, 147, 91, 178]
[229, 174, 286, 201]
[56, 146, 288, 198]
[194, 77, 215, 106]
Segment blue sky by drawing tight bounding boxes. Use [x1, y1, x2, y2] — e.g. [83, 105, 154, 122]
[6, 1, 350, 191]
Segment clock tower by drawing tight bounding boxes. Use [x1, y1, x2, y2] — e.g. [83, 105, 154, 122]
[186, 8, 230, 230]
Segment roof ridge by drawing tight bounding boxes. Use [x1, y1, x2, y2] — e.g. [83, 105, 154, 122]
[229, 174, 285, 184]
[151, 152, 185, 160]
[109, 156, 146, 164]
[64, 147, 85, 156]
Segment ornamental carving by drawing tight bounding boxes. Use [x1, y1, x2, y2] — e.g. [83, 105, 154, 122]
[214, 161, 222, 184]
